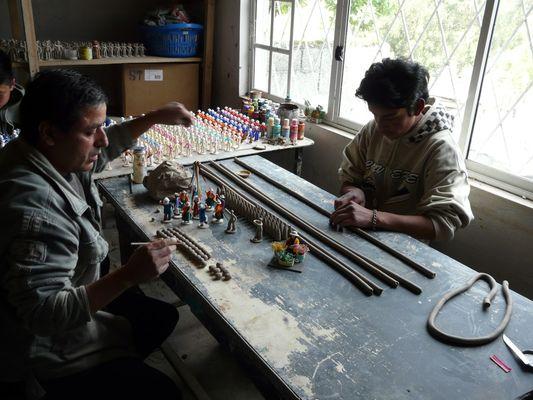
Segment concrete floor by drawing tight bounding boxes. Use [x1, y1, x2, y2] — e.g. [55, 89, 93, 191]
[102, 200, 265, 400]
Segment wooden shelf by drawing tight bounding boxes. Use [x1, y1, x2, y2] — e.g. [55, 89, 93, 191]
[9, 0, 214, 107]
[38, 56, 201, 67]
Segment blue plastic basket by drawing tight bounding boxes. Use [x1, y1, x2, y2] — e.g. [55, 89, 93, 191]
[140, 23, 203, 57]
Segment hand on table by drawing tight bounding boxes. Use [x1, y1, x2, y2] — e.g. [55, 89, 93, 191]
[333, 187, 366, 210]
[330, 201, 373, 229]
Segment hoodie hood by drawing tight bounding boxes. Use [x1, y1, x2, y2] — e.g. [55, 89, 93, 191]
[406, 97, 455, 144]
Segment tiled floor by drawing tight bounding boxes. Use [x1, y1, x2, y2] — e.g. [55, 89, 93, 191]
[101, 200, 265, 400]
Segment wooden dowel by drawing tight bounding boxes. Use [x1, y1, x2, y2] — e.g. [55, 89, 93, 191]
[199, 163, 377, 296]
[208, 162, 420, 293]
[233, 157, 435, 279]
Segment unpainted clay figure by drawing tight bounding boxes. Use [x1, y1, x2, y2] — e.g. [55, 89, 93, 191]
[225, 209, 237, 234]
[92, 40, 101, 59]
[251, 218, 263, 243]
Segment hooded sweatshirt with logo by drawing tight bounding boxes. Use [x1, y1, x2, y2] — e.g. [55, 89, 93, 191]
[338, 98, 474, 241]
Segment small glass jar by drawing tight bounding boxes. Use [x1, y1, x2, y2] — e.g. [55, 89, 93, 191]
[132, 146, 146, 184]
[79, 46, 93, 60]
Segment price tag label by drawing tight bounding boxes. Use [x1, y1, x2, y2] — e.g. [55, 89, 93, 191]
[144, 69, 164, 81]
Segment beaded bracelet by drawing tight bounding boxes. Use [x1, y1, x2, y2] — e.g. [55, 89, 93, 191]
[371, 209, 378, 230]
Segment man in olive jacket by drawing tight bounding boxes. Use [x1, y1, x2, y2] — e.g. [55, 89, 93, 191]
[0, 69, 192, 399]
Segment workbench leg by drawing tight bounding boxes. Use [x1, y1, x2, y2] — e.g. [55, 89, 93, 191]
[294, 148, 303, 176]
[116, 209, 135, 265]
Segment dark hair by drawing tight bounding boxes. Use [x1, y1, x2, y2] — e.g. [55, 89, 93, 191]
[0, 49, 14, 85]
[20, 69, 107, 145]
[355, 58, 429, 114]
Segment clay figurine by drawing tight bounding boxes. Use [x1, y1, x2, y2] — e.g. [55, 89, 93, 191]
[178, 190, 189, 209]
[192, 195, 200, 219]
[198, 202, 209, 228]
[162, 197, 173, 223]
[250, 218, 263, 243]
[181, 201, 192, 224]
[211, 199, 225, 224]
[225, 209, 237, 234]
[205, 188, 216, 210]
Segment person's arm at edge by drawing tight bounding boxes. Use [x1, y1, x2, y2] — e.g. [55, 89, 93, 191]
[121, 102, 193, 142]
[375, 210, 436, 240]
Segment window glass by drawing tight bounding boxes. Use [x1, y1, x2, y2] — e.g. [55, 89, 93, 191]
[468, 0, 533, 180]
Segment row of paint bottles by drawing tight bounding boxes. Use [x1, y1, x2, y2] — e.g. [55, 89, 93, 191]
[265, 116, 305, 142]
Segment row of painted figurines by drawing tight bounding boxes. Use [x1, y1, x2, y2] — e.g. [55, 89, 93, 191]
[161, 190, 230, 229]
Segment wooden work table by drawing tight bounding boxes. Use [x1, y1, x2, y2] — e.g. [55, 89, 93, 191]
[97, 155, 533, 400]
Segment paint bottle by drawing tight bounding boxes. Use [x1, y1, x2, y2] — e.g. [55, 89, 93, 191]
[298, 121, 305, 140]
[132, 146, 146, 184]
[281, 118, 290, 140]
[290, 119, 298, 144]
[266, 117, 274, 138]
[273, 117, 281, 139]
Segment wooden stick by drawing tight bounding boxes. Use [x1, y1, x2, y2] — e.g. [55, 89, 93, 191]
[233, 157, 436, 279]
[207, 162, 422, 295]
[199, 163, 378, 296]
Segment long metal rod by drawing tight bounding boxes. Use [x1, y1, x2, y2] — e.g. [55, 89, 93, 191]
[207, 162, 422, 295]
[234, 157, 436, 279]
[199, 163, 379, 296]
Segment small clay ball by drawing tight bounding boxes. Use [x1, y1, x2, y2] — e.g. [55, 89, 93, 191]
[223, 274, 232, 281]
[216, 262, 223, 268]
[214, 272, 222, 280]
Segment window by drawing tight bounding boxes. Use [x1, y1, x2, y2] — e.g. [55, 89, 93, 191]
[249, 0, 533, 198]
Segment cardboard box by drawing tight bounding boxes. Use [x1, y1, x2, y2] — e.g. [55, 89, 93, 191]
[122, 63, 199, 116]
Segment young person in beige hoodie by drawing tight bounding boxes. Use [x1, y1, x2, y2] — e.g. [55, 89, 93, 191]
[332, 58, 473, 241]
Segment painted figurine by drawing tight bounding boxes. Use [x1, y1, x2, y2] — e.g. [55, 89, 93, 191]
[250, 218, 263, 243]
[285, 230, 301, 254]
[173, 193, 181, 219]
[192, 195, 200, 219]
[205, 188, 216, 210]
[212, 199, 224, 224]
[162, 197, 173, 223]
[225, 209, 237, 234]
[178, 190, 189, 209]
[181, 201, 192, 224]
[198, 202, 209, 228]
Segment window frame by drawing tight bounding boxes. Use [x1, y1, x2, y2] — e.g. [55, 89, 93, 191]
[248, 0, 533, 199]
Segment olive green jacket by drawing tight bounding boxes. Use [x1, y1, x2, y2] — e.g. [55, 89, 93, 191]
[0, 122, 137, 387]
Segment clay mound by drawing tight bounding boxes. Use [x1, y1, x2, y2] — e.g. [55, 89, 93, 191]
[143, 160, 192, 200]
